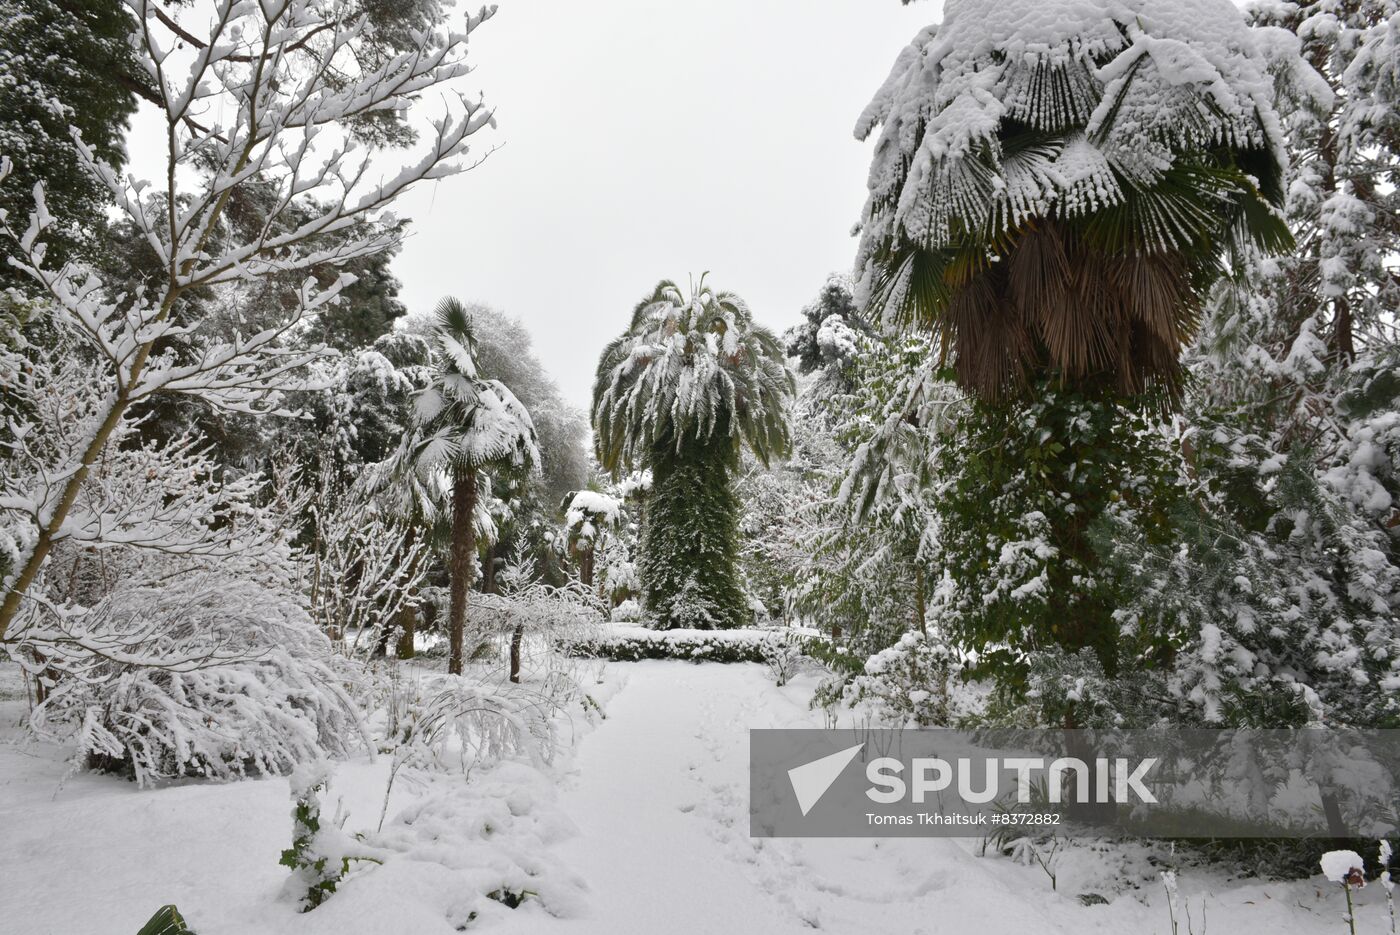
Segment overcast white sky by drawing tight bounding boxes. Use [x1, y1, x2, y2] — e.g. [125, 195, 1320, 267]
[127, 1, 941, 408]
[395, 0, 944, 407]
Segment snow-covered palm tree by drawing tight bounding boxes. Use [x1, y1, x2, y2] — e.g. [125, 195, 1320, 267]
[402, 298, 539, 674]
[592, 277, 794, 629]
[851, 0, 1303, 703]
[855, 0, 1294, 405]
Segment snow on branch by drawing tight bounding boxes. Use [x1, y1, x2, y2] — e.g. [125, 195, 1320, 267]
[0, 0, 498, 640]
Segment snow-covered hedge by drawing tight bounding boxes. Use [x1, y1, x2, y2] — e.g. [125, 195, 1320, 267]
[560, 625, 814, 664]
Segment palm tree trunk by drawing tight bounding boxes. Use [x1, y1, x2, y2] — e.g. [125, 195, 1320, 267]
[448, 469, 477, 676]
[580, 547, 594, 589]
[394, 524, 420, 660]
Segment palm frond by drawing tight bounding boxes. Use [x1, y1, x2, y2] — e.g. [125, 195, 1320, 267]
[592, 279, 795, 474]
[855, 1, 1294, 408]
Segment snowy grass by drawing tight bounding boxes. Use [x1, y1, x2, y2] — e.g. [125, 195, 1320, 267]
[3, 659, 1394, 935]
[0, 652, 620, 934]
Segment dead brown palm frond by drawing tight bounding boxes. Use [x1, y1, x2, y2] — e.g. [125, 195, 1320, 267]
[948, 268, 1035, 402]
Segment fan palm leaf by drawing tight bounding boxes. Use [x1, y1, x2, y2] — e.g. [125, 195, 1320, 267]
[855, 0, 1295, 405]
[592, 277, 795, 474]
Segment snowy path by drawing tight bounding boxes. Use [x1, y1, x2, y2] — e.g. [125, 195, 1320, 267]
[0, 660, 1368, 934]
[501, 661, 1066, 935]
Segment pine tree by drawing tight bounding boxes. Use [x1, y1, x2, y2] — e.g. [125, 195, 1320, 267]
[0, 0, 137, 293]
[783, 274, 868, 380]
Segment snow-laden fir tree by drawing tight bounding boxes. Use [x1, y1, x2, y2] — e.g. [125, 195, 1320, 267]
[593, 278, 794, 629]
[0, 0, 137, 293]
[1092, 0, 1400, 729]
[852, 0, 1300, 694]
[782, 274, 869, 395]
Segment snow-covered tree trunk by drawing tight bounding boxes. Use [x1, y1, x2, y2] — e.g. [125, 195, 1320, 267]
[448, 469, 478, 676]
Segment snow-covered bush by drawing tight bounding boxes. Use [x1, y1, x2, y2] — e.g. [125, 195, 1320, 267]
[369, 758, 587, 926]
[609, 597, 643, 623]
[304, 465, 428, 658]
[820, 631, 961, 727]
[760, 630, 812, 687]
[21, 559, 366, 782]
[281, 760, 378, 912]
[1382, 839, 1396, 934]
[386, 676, 562, 776]
[783, 274, 866, 383]
[1, 380, 367, 780]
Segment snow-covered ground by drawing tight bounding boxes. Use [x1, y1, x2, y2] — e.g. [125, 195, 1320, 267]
[1, 661, 1388, 934]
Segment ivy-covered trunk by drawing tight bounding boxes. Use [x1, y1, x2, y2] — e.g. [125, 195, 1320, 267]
[448, 469, 477, 675]
[640, 431, 747, 629]
[928, 385, 1181, 692]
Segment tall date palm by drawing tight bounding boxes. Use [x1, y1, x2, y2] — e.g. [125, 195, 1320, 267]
[593, 278, 794, 629]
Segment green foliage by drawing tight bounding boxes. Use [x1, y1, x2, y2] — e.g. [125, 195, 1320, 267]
[927, 384, 1184, 696]
[487, 887, 537, 909]
[812, 631, 961, 726]
[135, 906, 195, 935]
[279, 772, 351, 912]
[783, 274, 868, 379]
[593, 277, 793, 473]
[562, 627, 801, 664]
[641, 436, 749, 629]
[0, 0, 137, 294]
[788, 331, 938, 653]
